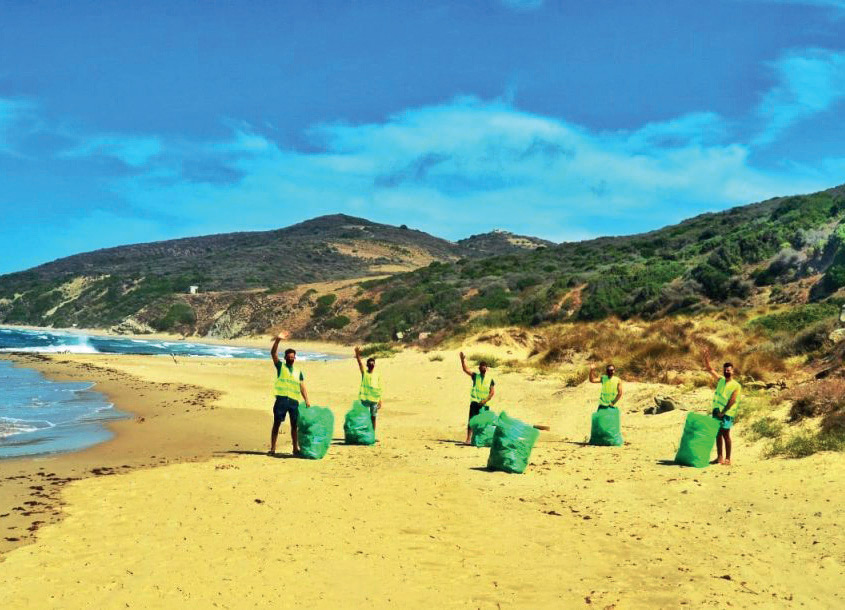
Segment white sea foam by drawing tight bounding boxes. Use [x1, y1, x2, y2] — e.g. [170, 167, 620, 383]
[0, 344, 100, 354]
[0, 417, 54, 438]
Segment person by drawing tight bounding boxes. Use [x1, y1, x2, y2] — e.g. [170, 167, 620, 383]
[703, 347, 741, 466]
[459, 351, 495, 444]
[270, 335, 311, 455]
[589, 363, 623, 410]
[354, 346, 383, 431]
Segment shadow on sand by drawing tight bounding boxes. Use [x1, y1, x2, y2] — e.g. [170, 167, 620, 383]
[222, 449, 299, 460]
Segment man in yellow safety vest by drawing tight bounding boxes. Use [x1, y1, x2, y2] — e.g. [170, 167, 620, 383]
[354, 346, 383, 431]
[460, 351, 495, 444]
[270, 334, 311, 455]
[703, 347, 741, 465]
[589, 363, 623, 410]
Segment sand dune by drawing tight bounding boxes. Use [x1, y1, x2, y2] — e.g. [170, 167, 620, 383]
[0, 349, 842, 608]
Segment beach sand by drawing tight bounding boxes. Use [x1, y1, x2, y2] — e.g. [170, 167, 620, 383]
[0, 348, 842, 608]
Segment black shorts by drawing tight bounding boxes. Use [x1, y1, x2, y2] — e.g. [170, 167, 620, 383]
[597, 405, 617, 411]
[468, 401, 489, 422]
[273, 396, 300, 425]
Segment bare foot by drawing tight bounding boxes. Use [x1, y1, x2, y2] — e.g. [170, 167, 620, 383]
[722, 459, 731, 466]
[268, 449, 276, 456]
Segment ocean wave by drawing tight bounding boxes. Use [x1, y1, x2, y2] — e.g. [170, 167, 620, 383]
[0, 417, 55, 438]
[0, 344, 100, 354]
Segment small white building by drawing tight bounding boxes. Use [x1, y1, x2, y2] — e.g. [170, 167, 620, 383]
[189, 286, 199, 295]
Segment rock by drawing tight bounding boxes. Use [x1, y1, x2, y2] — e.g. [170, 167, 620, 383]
[653, 395, 678, 413]
[643, 406, 656, 415]
[828, 328, 845, 343]
[110, 318, 154, 335]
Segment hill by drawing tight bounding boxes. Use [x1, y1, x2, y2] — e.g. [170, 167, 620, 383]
[0, 215, 547, 332]
[345, 184, 845, 342]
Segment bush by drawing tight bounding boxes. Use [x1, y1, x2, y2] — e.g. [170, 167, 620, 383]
[428, 354, 444, 362]
[749, 303, 839, 335]
[746, 417, 784, 441]
[359, 343, 399, 358]
[468, 353, 500, 368]
[313, 294, 337, 317]
[354, 298, 379, 314]
[153, 302, 196, 331]
[766, 429, 845, 458]
[323, 315, 350, 329]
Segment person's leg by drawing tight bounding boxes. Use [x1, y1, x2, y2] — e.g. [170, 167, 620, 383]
[371, 414, 377, 431]
[270, 420, 281, 454]
[270, 397, 284, 454]
[290, 419, 299, 454]
[723, 429, 732, 465]
[289, 403, 300, 454]
[715, 429, 725, 464]
[466, 402, 479, 444]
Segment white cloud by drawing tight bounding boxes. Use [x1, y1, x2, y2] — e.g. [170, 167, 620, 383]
[754, 48, 845, 145]
[107, 96, 837, 243]
[60, 135, 163, 167]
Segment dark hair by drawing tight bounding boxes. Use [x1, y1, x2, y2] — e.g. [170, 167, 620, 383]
[366, 358, 375, 365]
[479, 361, 488, 367]
[284, 348, 296, 357]
[723, 362, 733, 368]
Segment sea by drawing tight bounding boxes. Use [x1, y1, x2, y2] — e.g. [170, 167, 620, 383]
[0, 326, 338, 459]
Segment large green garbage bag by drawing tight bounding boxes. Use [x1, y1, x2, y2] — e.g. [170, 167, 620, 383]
[297, 405, 334, 459]
[468, 409, 499, 447]
[344, 401, 375, 445]
[487, 412, 540, 474]
[589, 407, 624, 446]
[674, 412, 721, 468]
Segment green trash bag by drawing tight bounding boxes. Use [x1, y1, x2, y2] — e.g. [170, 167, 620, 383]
[468, 409, 498, 447]
[589, 407, 624, 446]
[297, 405, 334, 459]
[674, 412, 721, 468]
[487, 412, 540, 474]
[344, 401, 375, 445]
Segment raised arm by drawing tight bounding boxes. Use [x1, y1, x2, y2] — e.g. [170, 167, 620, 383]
[271, 334, 282, 366]
[354, 346, 364, 375]
[702, 347, 720, 382]
[459, 352, 473, 378]
[588, 364, 600, 383]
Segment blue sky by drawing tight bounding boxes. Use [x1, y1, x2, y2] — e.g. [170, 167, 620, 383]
[1, 0, 844, 274]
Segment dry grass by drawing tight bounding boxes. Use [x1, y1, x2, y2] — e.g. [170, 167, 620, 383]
[530, 316, 787, 385]
[780, 378, 845, 433]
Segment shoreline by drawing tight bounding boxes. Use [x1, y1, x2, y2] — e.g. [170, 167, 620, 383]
[0, 353, 266, 557]
[0, 322, 351, 357]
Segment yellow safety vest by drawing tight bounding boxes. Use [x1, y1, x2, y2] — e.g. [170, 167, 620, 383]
[273, 363, 303, 400]
[470, 373, 492, 402]
[712, 377, 741, 417]
[358, 370, 382, 402]
[599, 375, 620, 406]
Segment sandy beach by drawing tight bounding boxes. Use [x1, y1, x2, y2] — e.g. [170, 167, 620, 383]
[0, 347, 843, 608]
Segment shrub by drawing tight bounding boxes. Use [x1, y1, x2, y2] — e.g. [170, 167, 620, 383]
[468, 353, 500, 368]
[746, 417, 784, 441]
[783, 378, 845, 427]
[359, 343, 399, 358]
[153, 302, 196, 331]
[313, 294, 337, 317]
[428, 354, 444, 362]
[766, 429, 845, 458]
[749, 303, 839, 335]
[323, 315, 350, 329]
[354, 298, 379, 314]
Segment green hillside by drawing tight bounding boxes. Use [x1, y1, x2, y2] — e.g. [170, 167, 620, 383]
[354, 185, 845, 341]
